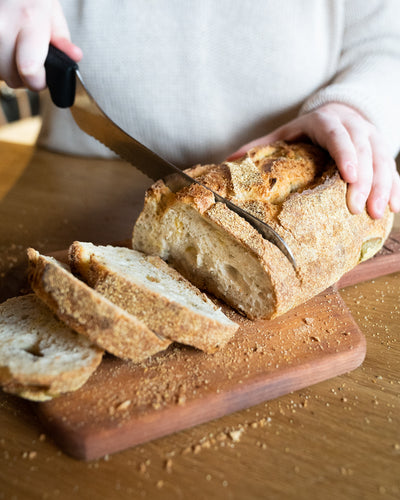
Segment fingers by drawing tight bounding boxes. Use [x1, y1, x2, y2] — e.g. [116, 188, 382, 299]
[227, 103, 399, 219]
[0, 0, 80, 91]
[226, 123, 301, 160]
[310, 110, 358, 184]
[51, 37, 83, 62]
[312, 109, 398, 219]
[50, 0, 83, 61]
[389, 170, 400, 213]
[342, 128, 373, 216]
[15, 6, 52, 91]
[309, 106, 397, 219]
[341, 117, 398, 219]
[227, 138, 270, 161]
[0, 7, 22, 87]
[364, 132, 394, 219]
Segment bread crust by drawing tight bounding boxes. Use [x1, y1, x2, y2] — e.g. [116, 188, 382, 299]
[0, 294, 103, 401]
[27, 249, 171, 361]
[132, 141, 393, 319]
[68, 242, 239, 353]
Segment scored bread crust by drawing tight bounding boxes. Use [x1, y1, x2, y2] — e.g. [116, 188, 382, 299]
[0, 294, 103, 401]
[132, 141, 393, 320]
[27, 249, 171, 361]
[68, 242, 239, 353]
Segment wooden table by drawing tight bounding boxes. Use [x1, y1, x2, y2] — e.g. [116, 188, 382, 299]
[1, 119, 399, 500]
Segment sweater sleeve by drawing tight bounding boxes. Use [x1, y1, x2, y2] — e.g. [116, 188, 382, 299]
[299, 0, 400, 156]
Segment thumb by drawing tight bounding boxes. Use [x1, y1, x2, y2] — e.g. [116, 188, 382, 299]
[226, 130, 285, 161]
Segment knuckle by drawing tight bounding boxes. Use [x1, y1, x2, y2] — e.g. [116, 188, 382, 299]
[370, 181, 389, 198]
[357, 142, 372, 159]
[0, 27, 10, 51]
[369, 172, 391, 199]
[374, 154, 394, 173]
[313, 108, 334, 126]
[326, 126, 343, 141]
[4, 75, 23, 89]
[357, 174, 373, 193]
[20, 0, 47, 22]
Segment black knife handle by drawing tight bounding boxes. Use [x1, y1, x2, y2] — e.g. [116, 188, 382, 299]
[45, 44, 78, 108]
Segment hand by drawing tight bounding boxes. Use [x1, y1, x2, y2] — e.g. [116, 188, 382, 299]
[228, 103, 400, 219]
[0, 0, 82, 91]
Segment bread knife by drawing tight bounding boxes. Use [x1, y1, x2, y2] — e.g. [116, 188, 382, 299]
[45, 44, 296, 269]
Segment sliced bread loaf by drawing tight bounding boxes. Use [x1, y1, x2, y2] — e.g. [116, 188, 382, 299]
[0, 294, 103, 401]
[68, 242, 239, 353]
[27, 248, 171, 361]
[132, 141, 393, 320]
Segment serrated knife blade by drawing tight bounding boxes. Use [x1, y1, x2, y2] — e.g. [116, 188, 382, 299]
[45, 45, 296, 269]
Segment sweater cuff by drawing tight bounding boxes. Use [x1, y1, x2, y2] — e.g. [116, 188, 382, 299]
[299, 83, 378, 123]
[299, 83, 400, 156]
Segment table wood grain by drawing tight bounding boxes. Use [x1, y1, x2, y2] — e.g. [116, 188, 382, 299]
[0, 123, 399, 500]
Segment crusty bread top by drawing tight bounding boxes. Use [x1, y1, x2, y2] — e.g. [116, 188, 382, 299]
[69, 242, 239, 353]
[27, 248, 171, 361]
[172, 142, 332, 219]
[0, 294, 103, 401]
[132, 141, 393, 319]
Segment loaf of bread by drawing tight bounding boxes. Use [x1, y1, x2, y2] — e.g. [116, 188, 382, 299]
[27, 248, 171, 361]
[132, 141, 393, 320]
[69, 242, 239, 353]
[0, 294, 103, 401]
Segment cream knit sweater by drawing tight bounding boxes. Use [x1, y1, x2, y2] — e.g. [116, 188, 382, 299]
[38, 0, 400, 167]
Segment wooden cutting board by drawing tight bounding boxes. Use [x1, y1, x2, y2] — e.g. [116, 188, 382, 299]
[36, 231, 400, 461]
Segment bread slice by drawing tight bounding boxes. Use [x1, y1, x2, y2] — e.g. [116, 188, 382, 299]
[132, 141, 394, 320]
[68, 242, 239, 353]
[27, 248, 170, 361]
[0, 294, 103, 401]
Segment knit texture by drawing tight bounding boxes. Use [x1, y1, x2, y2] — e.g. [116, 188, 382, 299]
[38, 0, 400, 165]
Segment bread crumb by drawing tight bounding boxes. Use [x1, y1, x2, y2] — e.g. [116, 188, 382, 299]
[156, 480, 164, 489]
[228, 429, 244, 442]
[216, 432, 227, 442]
[201, 440, 211, 449]
[116, 400, 131, 411]
[164, 459, 173, 473]
[177, 394, 186, 405]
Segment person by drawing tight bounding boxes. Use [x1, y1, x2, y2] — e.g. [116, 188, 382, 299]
[1, 0, 400, 220]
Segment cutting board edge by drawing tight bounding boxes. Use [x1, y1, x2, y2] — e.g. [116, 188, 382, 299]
[36, 332, 366, 461]
[337, 253, 400, 289]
